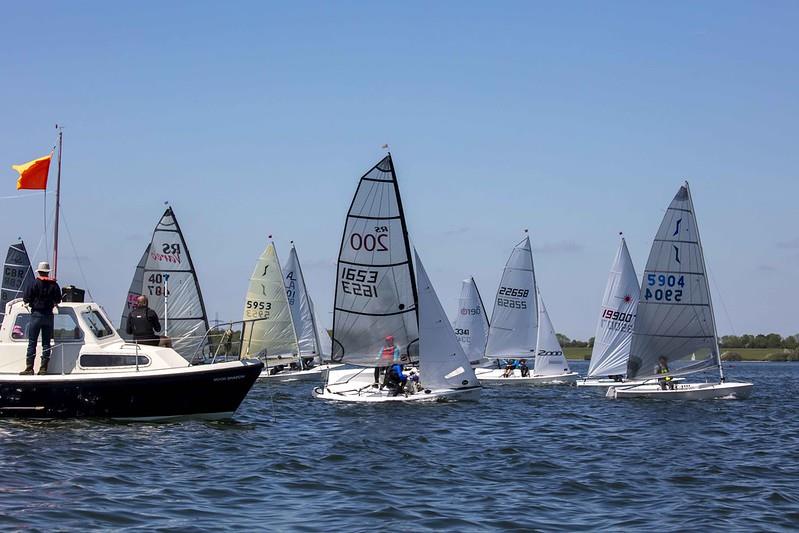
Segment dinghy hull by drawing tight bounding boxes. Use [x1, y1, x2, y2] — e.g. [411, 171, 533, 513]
[312, 385, 481, 403]
[606, 381, 753, 400]
[0, 360, 263, 419]
[476, 368, 578, 385]
[577, 377, 684, 389]
[258, 363, 343, 382]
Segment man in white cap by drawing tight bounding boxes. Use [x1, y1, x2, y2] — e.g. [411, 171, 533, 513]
[20, 261, 61, 375]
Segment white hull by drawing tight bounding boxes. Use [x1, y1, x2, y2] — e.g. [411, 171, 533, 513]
[312, 384, 481, 403]
[577, 377, 684, 389]
[607, 381, 753, 400]
[258, 363, 343, 382]
[476, 368, 579, 385]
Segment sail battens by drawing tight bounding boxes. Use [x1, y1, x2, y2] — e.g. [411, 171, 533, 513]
[627, 184, 720, 380]
[0, 241, 34, 321]
[332, 154, 419, 366]
[534, 293, 572, 376]
[452, 277, 490, 364]
[484, 236, 538, 358]
[284, 245, 322, 358]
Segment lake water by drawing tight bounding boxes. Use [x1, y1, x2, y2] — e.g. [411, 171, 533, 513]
[1, 361, 797, 531]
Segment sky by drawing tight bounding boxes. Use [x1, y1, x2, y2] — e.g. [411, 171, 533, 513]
[1, 1, 797, 339]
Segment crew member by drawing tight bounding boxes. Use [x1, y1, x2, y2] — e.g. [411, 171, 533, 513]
[656, 356, 675, 390]
[126, 295, 162, 346]
[383, 362, 408, 396]
[375, 335, 400, 385]
[20, 262, 61, 375]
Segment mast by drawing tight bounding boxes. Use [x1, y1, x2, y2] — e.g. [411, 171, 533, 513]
[53, 126, 63, 280]
[685, 181, 725, 382]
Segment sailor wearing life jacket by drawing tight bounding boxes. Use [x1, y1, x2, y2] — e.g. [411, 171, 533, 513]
[20, 262, 62, 375]
[656, 356, 675, 390]
[374, 335, 401, 386]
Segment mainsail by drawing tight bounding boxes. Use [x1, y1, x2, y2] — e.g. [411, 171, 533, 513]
[120, 244, 150, 334]
[121, 207, 209, 359]
[331, 154, 419, 366]
[452, 277, 490, 365]
[0, 241, 34, 321]
[587, 237, 640, 378]
[283, 243, 321, 358]
[416, 251, 478, 391]
[242, 242, 299, 362]
[627, 183, 720, 380]
[534, 291, 572, 376]
[484, 235, 538, 358]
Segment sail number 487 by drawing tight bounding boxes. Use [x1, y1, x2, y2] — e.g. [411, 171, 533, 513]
[645, 273, 684, 302]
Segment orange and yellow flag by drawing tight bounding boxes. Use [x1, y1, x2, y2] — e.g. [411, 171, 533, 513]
[12, 153, 52, 190]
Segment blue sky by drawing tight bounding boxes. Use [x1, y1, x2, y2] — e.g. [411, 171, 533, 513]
[2, 1, 797, 339]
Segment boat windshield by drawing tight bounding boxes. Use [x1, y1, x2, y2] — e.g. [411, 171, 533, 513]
[12, 310, 84, 342]
[82, 310, 115, 339]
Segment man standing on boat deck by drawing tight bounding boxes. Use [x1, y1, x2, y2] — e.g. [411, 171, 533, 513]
[375, 335, 401, 387]
[126, 295, 162, 346]
[20, 262, 61, 375]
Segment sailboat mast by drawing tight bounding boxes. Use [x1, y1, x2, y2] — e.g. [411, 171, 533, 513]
[53, 127, 63, 280]
[685, 181, 726, 382]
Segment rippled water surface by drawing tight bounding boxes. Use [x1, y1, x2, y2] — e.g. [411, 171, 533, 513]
[1, 362, 798, 531]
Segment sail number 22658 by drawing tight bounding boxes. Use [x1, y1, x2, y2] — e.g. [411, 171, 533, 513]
[644, 273, 684, 302]
[341, 268, 379, 297]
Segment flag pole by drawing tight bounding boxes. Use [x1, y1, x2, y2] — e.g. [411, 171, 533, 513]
[53, 126, 63, 280]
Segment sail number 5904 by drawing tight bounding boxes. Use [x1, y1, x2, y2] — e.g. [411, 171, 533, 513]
[645, 273, 684, 302]
[341, 268, 379, 297]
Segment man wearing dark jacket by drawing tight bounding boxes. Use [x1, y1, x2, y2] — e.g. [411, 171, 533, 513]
[126, 295, 162, 346]
[21, 262, 62, 375]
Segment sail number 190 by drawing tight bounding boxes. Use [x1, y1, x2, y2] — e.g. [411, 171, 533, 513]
[341, 268, 379, 297]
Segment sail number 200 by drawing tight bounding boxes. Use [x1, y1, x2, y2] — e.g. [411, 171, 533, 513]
[645, 273, 684, 302]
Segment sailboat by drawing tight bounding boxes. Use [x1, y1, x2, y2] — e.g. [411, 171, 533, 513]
[452, 277, 489, 367]
[120, 207, 210, 361]
[607, 183, 752, 399]
[0, 240, 34, 322]
[314, 154, 479, 402]
[476, 233, 577, 384]
[578, 235, 646, 388]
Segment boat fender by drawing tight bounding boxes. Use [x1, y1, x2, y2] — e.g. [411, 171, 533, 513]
[424, 389, 431, 394]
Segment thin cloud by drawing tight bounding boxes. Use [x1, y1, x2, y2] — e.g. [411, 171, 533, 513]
[777, 238, 799, 249]
[442, 226, 472, 237]
[757, 264, 777, 272]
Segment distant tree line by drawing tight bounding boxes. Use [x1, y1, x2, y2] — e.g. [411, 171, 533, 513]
[719, 334, 799, 350]
[556, 334, 594, 348]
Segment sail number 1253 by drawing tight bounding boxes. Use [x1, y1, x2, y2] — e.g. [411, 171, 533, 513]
[341, 268, 379, 297]
[645, 273, 684, 302]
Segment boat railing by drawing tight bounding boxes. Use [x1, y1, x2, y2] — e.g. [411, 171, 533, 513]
[188, 317, 270, 365]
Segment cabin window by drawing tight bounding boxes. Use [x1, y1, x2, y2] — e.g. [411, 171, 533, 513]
[82, 310, 114, 339]
[11, 311, 83, 342]
[79, 354, 150, 367]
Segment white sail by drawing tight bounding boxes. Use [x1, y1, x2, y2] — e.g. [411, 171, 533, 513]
[416, 251, 479, 391]
[123, 208, 209, 359]
[534, 292, 571, 376]
[484, 235, 537, 358]
[331, 154, 418, 366]
[452, 277, 490, 365]
[242, 242, 299, 362]
[1, 241, 34, 322]
[627, 183, 719, 380]
[283, 244, 321, 358]
[587, 237, 640, 378]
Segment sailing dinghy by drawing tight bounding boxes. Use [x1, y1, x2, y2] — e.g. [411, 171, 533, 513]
[314, 154, 479, 402]
[452, 277, 490, 367]
[0, 240, 34, 323]
[121, 207, 210, 361]
[607, 183, 752, 400]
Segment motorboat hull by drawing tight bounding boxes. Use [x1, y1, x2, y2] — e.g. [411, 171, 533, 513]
[606, 381, 753, 400]
[0, 360, 263, 419]
[476, 368, 579, 385]
[312, 384, 481, 403]
[258, 363, 343, 383]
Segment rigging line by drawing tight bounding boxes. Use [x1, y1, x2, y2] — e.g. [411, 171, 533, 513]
[706, 265, 737, 338]
[0, 192, 54, 200]
[58, 207, 95, 302]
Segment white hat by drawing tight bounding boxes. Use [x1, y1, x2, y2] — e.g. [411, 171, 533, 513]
[36, 261, 51, 273]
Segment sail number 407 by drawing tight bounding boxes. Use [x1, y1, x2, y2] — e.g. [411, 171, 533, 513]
[645, 273, 684, 302]
[341, 268, 379, 297]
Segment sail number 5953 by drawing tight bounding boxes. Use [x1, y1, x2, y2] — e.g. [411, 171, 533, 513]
[341, 268, 379, 297]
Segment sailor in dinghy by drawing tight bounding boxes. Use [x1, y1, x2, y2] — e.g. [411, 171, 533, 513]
[607, 183, 752, 400]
